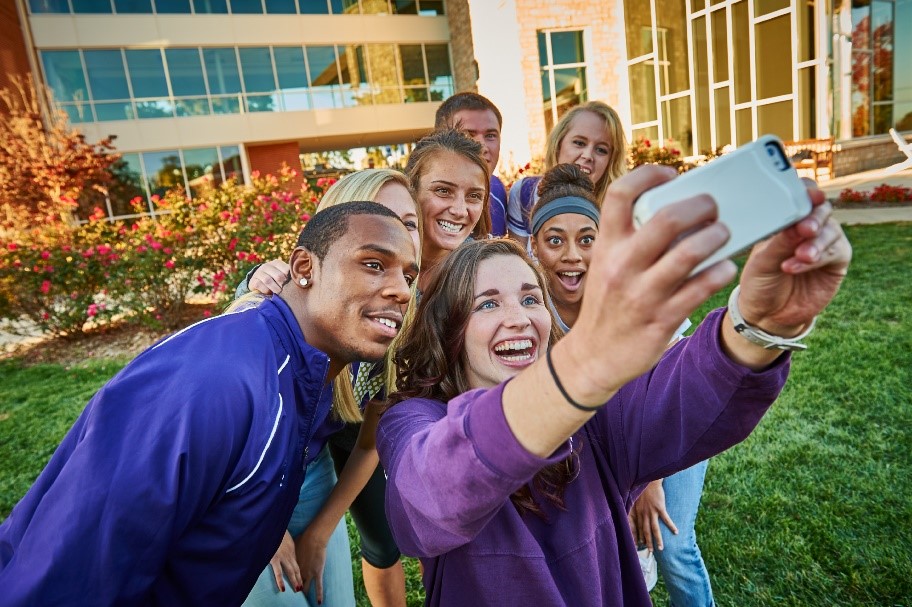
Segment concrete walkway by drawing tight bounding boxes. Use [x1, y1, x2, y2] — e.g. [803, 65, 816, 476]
[832, 205, 912, 225]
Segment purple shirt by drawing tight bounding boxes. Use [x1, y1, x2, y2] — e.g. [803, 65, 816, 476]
[377, 309, 789, 606]
[489, 175, 508, 237]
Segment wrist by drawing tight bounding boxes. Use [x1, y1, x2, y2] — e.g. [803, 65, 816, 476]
[729, 286, 816, 351]
[550, 337, 617, 407]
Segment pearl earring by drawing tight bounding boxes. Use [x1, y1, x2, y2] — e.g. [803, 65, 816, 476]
[299, 277, 309, 287]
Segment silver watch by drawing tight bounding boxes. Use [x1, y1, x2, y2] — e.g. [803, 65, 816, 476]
[727, 286, 816, 351]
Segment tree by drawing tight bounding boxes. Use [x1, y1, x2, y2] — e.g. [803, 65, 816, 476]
[0, 74, 118, 235]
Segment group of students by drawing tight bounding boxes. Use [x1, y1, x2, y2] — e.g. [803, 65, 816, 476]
[0, 91, 852, 607]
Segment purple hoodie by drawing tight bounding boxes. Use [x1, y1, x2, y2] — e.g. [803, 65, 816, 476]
[0, 298, 333, 606]
[377, 309, 789, 606]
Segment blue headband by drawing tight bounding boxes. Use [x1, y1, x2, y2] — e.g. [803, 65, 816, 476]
[530, 196, 600, 236]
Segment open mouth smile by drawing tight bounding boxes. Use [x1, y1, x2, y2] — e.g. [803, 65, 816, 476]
[492, 338, 538, 366]
[367, 314, 402, 338]
[557, 271, 585, 292]
[437, 219, 464, 234]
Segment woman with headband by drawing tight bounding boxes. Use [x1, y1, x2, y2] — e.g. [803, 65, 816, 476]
[530, 165, 713, 605]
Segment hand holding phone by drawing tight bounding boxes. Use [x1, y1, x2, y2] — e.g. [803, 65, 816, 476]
[632, 135, 812, 276]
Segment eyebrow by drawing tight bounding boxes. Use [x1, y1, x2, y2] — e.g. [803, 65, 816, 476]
[473, 283, 541, 300]
[357, 244, 420, 274]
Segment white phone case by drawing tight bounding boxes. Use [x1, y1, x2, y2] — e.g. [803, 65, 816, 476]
[632, 134, 812, 275]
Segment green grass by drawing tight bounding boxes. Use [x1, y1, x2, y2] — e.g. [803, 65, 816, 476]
[1, 223, 910, 605]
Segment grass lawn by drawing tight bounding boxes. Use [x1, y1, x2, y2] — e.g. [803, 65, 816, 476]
[1, 223, 910, 605]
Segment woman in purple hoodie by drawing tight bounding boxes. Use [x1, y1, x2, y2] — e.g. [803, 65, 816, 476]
[376, 165, 851, 606]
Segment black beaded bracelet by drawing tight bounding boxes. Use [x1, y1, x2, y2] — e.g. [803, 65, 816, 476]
[545, 347, 603, 412]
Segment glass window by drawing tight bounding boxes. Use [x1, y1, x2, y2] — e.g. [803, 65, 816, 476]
[41, 51, 89, 104]
[417, 0, 443, 15]
[231, 0, 264, 13]
[94, 102, 134, 121]
[399, 45, 425, 85]
[337, 0, 359, 13]
[126, 50, 169, 98]
[757, 99, 792, 139]
[754, 0, 789, 15]
[203, 48, 242, 94]
[871, 1, 893, 103]
[72, 0, 113, 12]
[220, 145, 244, 184]
[711, 7, 728, 83]
[367, 44, 401, 104]
[424, 44, 452, 101]
[265, 0, 297, 12]
[135, 100, 176, 119]
[182, 147, 221, 197]
[732, 1, 751, 104]
[274, 46, 310, 110]
[393, 0, 417, 13]
[193, 0, 229, 11]
[655, 3, 689, 96]
[143, 150, 186, 198]
[299, 0, 329, 13]
[361, 0, 390, 14]
[661, 95, 693, 155]
[796, 0, 816, 63]
[894, 1, 912, 129]
[735, 107, 752, 144]
[109, 153, 148, 216]
[60, 103, 93, 123]
[624, 0, 653, 58]
[755, 14, 792, 99]
[852, 50, 870, 136]
[797, 66, 815, 139]
[549, 31, 585, 65]
[114, 0, 153, 11]
[29, 0, 70, 13]
[629, 61, 658, 124]
[154, 0, 191, 12]
[692, 16, 710, 150]
[165, 49, 207, 96]
[632, 125, 659, 144]
[239, 47, 276, 92]
[714, 87, 732, 148]
[83, 50, 130, 100]
[309, 45, 344, 108]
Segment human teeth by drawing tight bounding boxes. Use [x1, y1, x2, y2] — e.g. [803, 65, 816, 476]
[500, 353, 532, 362]
[375, 318, 398, 329]
[560, 272, 581, 277]
[437, 220, 461, 233]
[494, 339, 533, 352]
[578, 166, 591, 174]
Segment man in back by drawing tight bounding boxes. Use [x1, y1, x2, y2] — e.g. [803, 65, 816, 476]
[0, 202, 418, 606]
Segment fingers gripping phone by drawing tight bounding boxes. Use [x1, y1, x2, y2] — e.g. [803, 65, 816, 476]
[632, 135, 812, 276]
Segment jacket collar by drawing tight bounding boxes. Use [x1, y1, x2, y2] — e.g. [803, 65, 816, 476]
[257, 296, 331, 392]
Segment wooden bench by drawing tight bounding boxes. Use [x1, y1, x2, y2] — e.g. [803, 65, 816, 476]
[782, 137, 835, 180]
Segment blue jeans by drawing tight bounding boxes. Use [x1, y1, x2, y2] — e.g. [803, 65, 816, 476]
[242, 446, 355, 607]
[652, 460, 715, 607]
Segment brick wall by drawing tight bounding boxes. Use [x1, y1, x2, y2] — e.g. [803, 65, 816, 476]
[512, 0, 627, 158]
[0, 0, 32, 95]
[446, 0, 478, 93]
[246, 141, 304, 190]
[834, 135, 910, 177]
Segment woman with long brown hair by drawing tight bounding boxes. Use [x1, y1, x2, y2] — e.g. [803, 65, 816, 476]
[376, 165, 851, 605]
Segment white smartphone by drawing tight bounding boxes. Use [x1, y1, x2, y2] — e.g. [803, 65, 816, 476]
[632, 135, 812, 276]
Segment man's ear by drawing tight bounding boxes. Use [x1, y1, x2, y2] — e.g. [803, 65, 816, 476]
[289, 247, 316, 287]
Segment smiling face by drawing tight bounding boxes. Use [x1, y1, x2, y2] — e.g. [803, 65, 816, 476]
[300, 214, 418, 367]
[374, 180, 421, 254]
[531, 213, 597, 313]
[451, 108, 502, 171]
[416, 151, 487, 264]
[464, 254, 552, 390]
[556, 110, 612, 185]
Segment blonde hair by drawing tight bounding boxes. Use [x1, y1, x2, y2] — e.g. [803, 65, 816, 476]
[318, 169, 422, 423]
[544, 101, 628, 203]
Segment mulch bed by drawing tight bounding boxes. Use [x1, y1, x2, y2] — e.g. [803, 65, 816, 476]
[830, 200, 912, 209]
[2, 304, 213, 367]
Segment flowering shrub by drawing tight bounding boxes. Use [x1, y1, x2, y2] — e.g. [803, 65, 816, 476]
[499, 155, 545, 190]
[837, 184, 912, 204]
[0, 165, 318, 334]
[628, 137, 684, 172]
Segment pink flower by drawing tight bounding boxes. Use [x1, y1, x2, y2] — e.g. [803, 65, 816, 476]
[7, 243, 17, 251]
[164, 260, 175, 269]
[300, 214, 311, 222]
[228, 238, 238, 251]
[150, 241, 162, 250]
[42, 312, 50, 320]
[203, 310, 212, 318]
[163, 247, 172, 254]
[97, 245, 111, 255]
[40, 250, 50, 260]
[40, 280, 51, 294]
[87, 304, 98, 317]
[137, 245, 147, 253]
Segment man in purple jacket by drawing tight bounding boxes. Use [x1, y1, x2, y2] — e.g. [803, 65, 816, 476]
[435, 92, 508, 236]
[0, 202, 418, 606]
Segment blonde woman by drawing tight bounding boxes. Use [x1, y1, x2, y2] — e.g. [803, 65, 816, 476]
[239, 169, 420, 607]
[507, 101, 628, 248]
